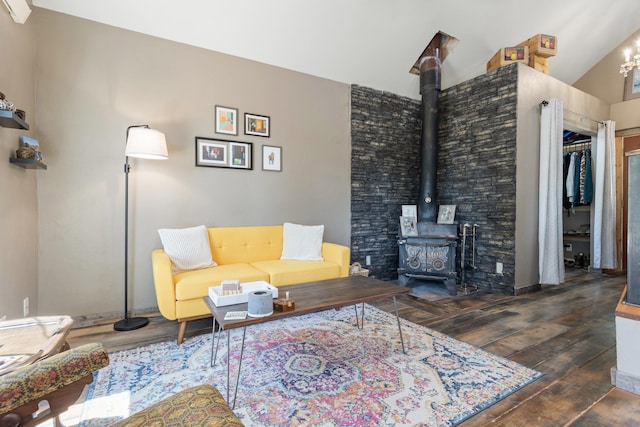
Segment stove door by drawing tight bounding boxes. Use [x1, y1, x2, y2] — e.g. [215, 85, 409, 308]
[399, 238, 456, 275]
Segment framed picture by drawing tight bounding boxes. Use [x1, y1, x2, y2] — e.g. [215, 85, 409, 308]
[437, 205, 456, 224]
[402, 205, 417, 219]
[215, 105, 238, 135]
[400, 216, 418, 237]
[195, 137, 252, 169]
[624, 68, 640, 101]
[245, 113, 270, 137]
[262, 145, 282, 171]
[229, 142, 252, 169]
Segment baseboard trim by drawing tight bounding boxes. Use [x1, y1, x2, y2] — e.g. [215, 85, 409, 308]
[612, 367, 640, 396]
[513, 284, 541, 295]
[71, 307, 161, 329]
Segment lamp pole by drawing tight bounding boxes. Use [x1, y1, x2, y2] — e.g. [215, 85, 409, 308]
[114, 125, 156, 331]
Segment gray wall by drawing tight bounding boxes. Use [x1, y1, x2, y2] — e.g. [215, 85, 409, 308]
[0, 10, 38, 320]
[438, 65, 519, 293]
[33, 10, 351, 317]
[350, 86, 421, 280]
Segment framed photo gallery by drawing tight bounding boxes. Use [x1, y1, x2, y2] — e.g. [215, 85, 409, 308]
[199, 105, 281, 171]
[195, 137, 252, 169]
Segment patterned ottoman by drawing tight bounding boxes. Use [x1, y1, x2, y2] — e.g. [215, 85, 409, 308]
[110, 384, 244, 427]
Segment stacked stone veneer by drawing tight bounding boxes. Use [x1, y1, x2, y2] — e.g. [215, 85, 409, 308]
[351, 64, 519, 293]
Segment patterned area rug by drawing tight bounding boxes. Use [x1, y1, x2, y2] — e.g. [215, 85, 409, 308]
[79, 305, 542, 426]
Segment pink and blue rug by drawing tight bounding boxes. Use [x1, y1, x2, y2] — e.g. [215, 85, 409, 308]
[80, 304, 542, 426]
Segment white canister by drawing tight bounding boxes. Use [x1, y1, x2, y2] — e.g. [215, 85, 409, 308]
[247, 290, 273, 317]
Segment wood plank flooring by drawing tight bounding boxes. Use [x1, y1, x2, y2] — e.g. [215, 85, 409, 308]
[66, 268, 638, 426]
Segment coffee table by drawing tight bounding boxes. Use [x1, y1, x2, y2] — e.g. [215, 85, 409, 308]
[203, 275, 411, 407]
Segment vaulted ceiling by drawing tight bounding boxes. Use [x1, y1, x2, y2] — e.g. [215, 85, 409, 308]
[32, 0, 640, 99]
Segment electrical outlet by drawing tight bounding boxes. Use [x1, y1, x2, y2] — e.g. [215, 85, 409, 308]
[565, 243, 573, 252]
[365, 255, 371, 265]
[23, 297, 29, 317]
[496, 262, 503, 275]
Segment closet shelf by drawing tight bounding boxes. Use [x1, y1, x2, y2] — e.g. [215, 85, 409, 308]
[563, 234, 590, 242]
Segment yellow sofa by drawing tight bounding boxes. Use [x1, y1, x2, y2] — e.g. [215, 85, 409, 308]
[152, 225, 350, 344]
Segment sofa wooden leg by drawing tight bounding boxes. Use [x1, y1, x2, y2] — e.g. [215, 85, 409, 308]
[177, 321, 188, 345]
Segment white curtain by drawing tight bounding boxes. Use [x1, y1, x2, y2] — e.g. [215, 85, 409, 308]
[592, 121, 617, 269]
[538, 99, 564, 285]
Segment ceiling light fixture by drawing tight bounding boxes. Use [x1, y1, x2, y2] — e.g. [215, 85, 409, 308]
[620, 40, 640, 77]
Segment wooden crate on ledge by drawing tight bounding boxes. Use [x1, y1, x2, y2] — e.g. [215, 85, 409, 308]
[487, 46, 529, 73]
[529, 54, 550, 74]
[518, 33, 557, 58]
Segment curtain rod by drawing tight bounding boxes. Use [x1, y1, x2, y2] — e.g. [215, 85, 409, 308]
[540, 99, 603, 125]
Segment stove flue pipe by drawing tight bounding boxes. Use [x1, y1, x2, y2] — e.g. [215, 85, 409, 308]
[417, 49, 442, 223]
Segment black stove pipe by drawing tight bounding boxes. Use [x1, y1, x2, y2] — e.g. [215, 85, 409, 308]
[417, 49, 441, 224]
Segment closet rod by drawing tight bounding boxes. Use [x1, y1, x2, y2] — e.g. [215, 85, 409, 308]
[540, 99, 603, 125]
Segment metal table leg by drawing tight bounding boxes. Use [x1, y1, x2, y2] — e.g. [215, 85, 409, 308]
[393, 296, 406, 354]
[353, 302, 365, 329]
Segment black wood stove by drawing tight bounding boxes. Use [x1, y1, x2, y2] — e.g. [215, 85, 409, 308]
[397, 33, 460, 296]
[398, 223, 458, 294]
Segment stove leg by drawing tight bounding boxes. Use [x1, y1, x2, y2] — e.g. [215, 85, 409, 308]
[397, 273, 410, 286]
[445, 277, 457, 295]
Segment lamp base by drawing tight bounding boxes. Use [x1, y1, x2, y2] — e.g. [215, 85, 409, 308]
[114, 316, 149, 331]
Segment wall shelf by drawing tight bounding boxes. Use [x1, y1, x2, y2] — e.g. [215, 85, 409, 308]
[9, 158, 47, 170]
[0, 110, 30, 130]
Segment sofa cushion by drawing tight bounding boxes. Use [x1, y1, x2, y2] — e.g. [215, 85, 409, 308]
[174, 263, 269, 301]
[209, 225, 283, 265]
[158, 225, 216, 274]
[280, 222, 324, 261]
[252, 260, 340, 286]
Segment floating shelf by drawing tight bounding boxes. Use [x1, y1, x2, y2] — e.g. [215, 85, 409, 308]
[0, 110, 29, 130]
[9, 158, 47, 170]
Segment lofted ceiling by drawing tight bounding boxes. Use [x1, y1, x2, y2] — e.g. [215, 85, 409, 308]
[31, 0, 640, 99]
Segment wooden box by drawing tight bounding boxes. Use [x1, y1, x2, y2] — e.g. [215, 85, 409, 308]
[518, 34, 557, 58]
[487, 46, 529, 72]
[529, 54, 550, 74]
[273, 298, 295, 312]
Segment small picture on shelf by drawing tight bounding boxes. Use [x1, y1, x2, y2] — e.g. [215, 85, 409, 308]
[437, 205, 456, 224]
[400, 216, 418, 237]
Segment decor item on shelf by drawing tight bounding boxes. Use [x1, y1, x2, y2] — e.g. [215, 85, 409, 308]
[0, 98, 15, 111]
[114, 125, 168, 332]
[215, 105, 238, 135]
[195, 137, 252, 170]
[17, 135, 41, 161]
[437, 204, 456, 224]
[244, 113, 270, 137]
[15, 145, 36, 159]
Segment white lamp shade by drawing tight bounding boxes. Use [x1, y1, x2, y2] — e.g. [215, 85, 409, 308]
[125, 127, 168, 160]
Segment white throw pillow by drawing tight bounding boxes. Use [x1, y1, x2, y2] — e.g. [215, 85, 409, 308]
[280, 222, 324, 261]
[158, 225, 217, 274]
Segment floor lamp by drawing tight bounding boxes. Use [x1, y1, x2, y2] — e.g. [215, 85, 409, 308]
[114, 125, 168, 331]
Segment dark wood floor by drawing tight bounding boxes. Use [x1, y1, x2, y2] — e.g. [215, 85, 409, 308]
[66, 269, 640, 426]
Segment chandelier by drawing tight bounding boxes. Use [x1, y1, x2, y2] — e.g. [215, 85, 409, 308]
[620, 40, 640, 77]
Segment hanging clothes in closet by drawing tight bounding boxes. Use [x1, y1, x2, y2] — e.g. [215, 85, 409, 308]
[562, 143, 593, 215]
